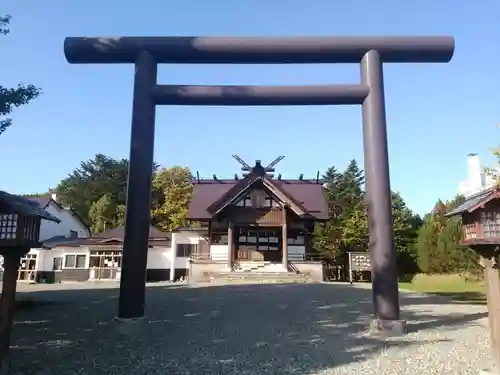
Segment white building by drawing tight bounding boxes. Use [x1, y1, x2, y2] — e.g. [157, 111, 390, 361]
[27, 193, 91, 241]
[15, 191, 316, 284]
[9, 194, 91, 282]
[457, 153, 498, 198]
[29, 226, 205, 283]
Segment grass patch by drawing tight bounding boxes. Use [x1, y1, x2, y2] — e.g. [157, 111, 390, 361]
[399, 274, 486, 304]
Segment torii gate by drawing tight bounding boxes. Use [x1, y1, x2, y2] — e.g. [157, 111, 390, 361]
[64, 35, 454, 333]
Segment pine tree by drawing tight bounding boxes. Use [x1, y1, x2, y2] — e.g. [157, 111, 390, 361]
[392, 192, 420, 275]
[415, 195, 480, 275]
[313, 159, 424, 278]
[416, 216, 441, 273]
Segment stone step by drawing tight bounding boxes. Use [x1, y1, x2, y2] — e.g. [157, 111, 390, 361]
[194, 271, 317, 285]
[208, 271, 313, 279]
[238, 260, 271, 266]
[218, 273, 296, 277]
[209, 278, 315, 285]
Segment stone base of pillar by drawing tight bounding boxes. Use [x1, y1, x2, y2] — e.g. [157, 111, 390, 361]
[368, 318, 406, 336]
[114, 316, 148, 335]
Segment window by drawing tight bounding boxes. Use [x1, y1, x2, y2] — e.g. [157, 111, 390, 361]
[235, 196, 253, 207]
[89, 251, 122, 268]
[176, 244, 197, 257]
[0, 213, 18, 240]
[237, 228, 280, 251]
[52, 257, 63, 271]
[481, 211, 500, 237]
[64, 254, 87, 268]
[236, 193, 276, 208]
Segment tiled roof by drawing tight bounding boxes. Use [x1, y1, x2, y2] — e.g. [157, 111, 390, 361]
[25, 196, 91, 233]
[188, 178, 328, 220]
[50, 225, 171, 248]
[25, 196, 52, 208]
[0, 191, 60, 223]
[41, 235, 80, 248]
[94, 225, 171, 240]
[446, 187, 495, 217]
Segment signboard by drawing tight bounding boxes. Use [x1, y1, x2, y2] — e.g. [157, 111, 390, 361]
[348, 252, 371, 284]
[350, 252, 371, 271]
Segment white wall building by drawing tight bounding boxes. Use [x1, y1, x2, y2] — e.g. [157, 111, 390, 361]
[457, 153, 498, 198]
[29, 193, 91, 241]
[21, 226, 203, 283]
[6, 194, 91, 282]
[16, 224, 309, 284]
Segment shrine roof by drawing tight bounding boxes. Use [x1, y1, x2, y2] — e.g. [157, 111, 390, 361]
[0, 191, 60, 223]
[446, 187, 496, 217]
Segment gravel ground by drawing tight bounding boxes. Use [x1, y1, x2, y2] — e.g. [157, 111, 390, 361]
[3, 282, 496, 375]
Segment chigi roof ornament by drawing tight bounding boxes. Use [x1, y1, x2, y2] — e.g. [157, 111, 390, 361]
[232, 155, 285, 177]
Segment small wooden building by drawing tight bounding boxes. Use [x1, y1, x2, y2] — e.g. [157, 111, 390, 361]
[0, 191, 60, 364]
[446, 187, 500, 247]
[446, 187, 500, 369]
[0, 191, 60, 249]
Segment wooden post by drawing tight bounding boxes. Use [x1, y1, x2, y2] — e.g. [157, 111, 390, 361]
[208, 221, 213, 251]
[303, 228, 309, 258]
[282, 206, 288, 271]
[227, 222, 233, 271]
[482, 252, 500, 372]
[170, 234, 176, 282]
[0, 250, 23, 365]
[348, 252, 354, 284]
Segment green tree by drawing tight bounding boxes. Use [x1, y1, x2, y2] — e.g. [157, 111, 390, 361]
[391, 192, 420, 275]
[322, 165, 343, 217]
[151, 166, 193, 232]
[339, 160, 365, 214]
[1, 15, 41, 135]
[338, 161, 369, 254]
[0, 15, 9, 34]
[313, 160, 368, 263]
[447, 195, 466, 211]
[55, 154, 131, 224]
[417, 200, 451, 273]
[314, 159, 423, 279]
[313, 165, 346, 262]
[416, 215, 441, 273]
[485, 124, 500, 184]
[341, 208, 369, 253]
[313, 222, 343, 263]
[88, 194, 125, 234]
[415, 195, 480, 275]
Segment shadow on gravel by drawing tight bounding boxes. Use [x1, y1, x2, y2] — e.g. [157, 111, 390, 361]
[5, 282, 488, 375]
[429, 291, 486, 305]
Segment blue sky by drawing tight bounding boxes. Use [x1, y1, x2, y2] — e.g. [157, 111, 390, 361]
[1, 0, 498, 215]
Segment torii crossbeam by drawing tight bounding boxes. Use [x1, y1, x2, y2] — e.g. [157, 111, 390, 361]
[64, 35, 454, 333]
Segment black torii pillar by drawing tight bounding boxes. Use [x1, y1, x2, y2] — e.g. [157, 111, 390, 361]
[64, 36, 454, 331]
